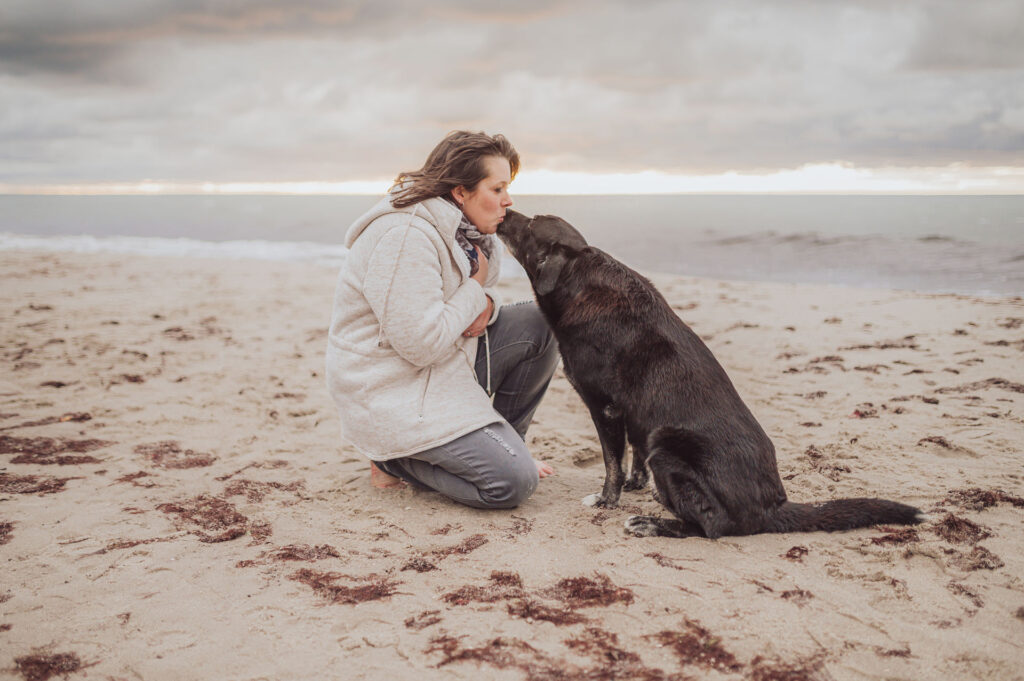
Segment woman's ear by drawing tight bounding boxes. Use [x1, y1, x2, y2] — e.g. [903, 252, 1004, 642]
[451, 185, 467, 207]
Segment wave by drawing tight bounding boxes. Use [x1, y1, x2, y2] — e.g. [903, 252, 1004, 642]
[0, 232, 528, 278]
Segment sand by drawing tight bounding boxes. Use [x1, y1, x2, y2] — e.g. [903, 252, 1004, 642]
[1, 248, 1023, 681]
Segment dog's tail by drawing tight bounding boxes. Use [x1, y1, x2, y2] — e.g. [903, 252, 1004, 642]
[766, 498, 925, 534]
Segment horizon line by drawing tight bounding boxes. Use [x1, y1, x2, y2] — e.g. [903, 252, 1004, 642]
[2, 163, 1022, 196]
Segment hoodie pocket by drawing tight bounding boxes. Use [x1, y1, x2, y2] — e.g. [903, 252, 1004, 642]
[417, 366, 433, 420]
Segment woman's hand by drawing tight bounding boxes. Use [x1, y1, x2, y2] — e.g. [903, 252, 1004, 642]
[463, 295, 493, 337]
[470, 245, 489, 286]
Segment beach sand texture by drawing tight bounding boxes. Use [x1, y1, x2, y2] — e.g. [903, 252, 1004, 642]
[2, 249, 1023, 680]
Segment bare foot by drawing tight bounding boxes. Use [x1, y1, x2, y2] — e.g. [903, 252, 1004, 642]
[535, 460, 555, 478]
[370, 462, 405, 489]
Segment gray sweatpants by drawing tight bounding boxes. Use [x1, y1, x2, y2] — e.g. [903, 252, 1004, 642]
[378, 301, 559, 509]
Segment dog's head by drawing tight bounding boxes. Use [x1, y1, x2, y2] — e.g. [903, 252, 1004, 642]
[498, 210, 588, 296]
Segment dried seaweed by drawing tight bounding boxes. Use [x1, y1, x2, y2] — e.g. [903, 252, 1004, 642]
[0, 521, 12, 545]
[931, 513, 991, 545]
[949, 546, 1004, 571]
[156, 494, 248, 542]
[98, 535, 177, 554]
[0, 473, 73, 495]
[748, 656, 830, 681]
[400, 558, 438, 573]
[644, 552, 696, 572]
[248, 520, 274, 544]
[947, 581, 984, 609]
[935, 377, 1024, 394]
[651, 619, 742, 673]
[287, 569, 400, 605]
[839, 336, 919, 351]
[540, 574, 634, 609]
[135, 441, 216, 469]
[508, 598, 588, 626]
[222, 478, 305, 502]
[113, 471, 156, 487]
[442, 571, 525, 606]
[943, 487, 1024, 511]
[870, 527, 920, 545]
[404, 610, 442, 630]
[269, 544, 339, 561]
[426, 631, 681, 681]
[0, 412, 91, 432]
[780, 589, 814, 606]
[0, 435, 108, 465]
[13, 652, 83, 681]
[565, 627, 673, 680]
[430, 533, 488, 560]
[505, 514, 534, 539]
[783, 546, 809, 562]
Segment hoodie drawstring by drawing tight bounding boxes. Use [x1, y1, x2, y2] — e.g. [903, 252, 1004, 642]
[484, 328, 492, 397]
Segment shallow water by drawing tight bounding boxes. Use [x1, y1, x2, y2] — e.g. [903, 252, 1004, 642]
[2, 194, 1022, 295]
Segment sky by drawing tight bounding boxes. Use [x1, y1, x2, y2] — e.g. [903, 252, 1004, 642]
[2, 0, 1023, 194]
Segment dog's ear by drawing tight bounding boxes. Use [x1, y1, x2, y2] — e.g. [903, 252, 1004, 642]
[534, 250, 567, 295]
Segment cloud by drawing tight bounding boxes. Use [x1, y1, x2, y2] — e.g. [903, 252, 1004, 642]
[0, 0, 1022, 184]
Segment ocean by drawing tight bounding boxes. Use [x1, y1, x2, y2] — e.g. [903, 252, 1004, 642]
[2, 194, 1022, 296]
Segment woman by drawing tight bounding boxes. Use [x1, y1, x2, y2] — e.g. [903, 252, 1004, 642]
[325, 131, 559, 509]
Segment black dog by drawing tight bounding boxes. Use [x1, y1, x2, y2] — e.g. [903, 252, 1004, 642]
[498, 210, 924, 538]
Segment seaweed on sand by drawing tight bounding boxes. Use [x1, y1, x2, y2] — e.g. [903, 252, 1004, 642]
[0, 435, 107, 465]
[540, 574, 635, 609]
[943, 487, 1024, 511]
[287, 569, 400, 605]
[13, 652, 84, 681]
[135, 441, 215, 469]
[931, 513, 991, 545]
[156, 494, 248, 542]
[650, 619, 743, 673]
[0, 473, 74, 495]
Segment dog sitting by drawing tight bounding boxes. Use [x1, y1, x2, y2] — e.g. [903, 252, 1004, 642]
[497, 210, 923, 538]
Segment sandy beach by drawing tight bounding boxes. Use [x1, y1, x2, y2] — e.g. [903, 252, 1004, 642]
[2, 248, 1023, 681]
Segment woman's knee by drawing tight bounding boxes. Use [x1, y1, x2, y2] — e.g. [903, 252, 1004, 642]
[480, 461, 538, 508]
[477, 425, 538, 508]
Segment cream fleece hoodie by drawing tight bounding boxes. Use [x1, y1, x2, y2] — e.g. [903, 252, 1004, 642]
[325, 192, 504, 460]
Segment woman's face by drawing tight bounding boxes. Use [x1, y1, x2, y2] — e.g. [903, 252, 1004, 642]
[453, 155, 513, 234]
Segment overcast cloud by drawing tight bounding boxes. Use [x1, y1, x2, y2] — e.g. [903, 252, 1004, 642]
[1, 0, 1023, 185]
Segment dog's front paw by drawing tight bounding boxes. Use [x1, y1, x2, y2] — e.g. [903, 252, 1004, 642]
[623, 471, 649, 492]
[624, 515, 660, 537]
[582, 493, 616, 508]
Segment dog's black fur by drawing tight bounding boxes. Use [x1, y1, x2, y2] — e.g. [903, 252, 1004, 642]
[498, 210, 923, 538]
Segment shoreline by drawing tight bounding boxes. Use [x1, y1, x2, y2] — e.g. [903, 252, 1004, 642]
[2, 238, 1022, 300]
[2, 248, 1023, 680]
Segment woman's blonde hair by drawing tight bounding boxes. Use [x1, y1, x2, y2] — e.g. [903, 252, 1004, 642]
[390, 131, 519, 209]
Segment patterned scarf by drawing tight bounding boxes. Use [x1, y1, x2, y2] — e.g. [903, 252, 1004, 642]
[454, 212, 495, 276]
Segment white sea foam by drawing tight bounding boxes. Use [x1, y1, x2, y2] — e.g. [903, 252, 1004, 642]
[0, 232, 528, 278]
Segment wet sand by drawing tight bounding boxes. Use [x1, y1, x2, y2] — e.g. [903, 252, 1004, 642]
[2, 249, 1023, 680]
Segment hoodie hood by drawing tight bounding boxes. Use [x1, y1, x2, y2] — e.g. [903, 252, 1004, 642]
[344, 187, 465, 251]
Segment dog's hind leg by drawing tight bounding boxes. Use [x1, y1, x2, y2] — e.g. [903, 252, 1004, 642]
[624, 515, 703, 538]
[582, 404, 626, 508]
[623, 440, 649, 492]
[645, 434, 730, 539]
